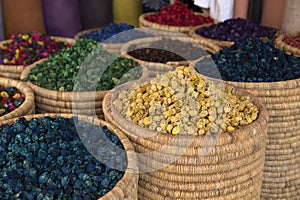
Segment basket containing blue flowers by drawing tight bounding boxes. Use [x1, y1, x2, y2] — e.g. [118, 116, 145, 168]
[0, 113, 138, 199]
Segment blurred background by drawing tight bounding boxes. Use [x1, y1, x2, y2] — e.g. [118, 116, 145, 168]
[0, 0, 297, 40]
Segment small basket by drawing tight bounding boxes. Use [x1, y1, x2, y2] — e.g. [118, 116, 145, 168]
[274, 32, 300, 57]
[0, 77, 35, 121]
[0, 37, 75, 80]
[20, 58, 149, 119]
[0, 113, 139, 200]
[139, 12, 215, 34]
[103, 78, 268, 199]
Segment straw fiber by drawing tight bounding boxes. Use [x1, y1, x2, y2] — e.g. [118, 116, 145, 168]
[35, 103, 103, 116]
[275, 32, 300, 57]
[214, 78, 300, 199]
[141, 157, 264, 185]
[138, 12, 214, 34]
[74, 27, 100, 40]
[0, 77, 35, 121]
[102, 79, 268, 200]
[35, 95, 103, 109]
[0, 113, 138, 200]
[138, 172, 262, 199]
[0, 37, 75, 80]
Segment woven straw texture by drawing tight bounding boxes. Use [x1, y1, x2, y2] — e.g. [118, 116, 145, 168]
[103, 79, 268, 200]
[0, 77, 35, 121]
[203, 77, 300, 199]
[0, 37, 75, 80]
[138, 12, 215, 34]
[275, 32, 300, 57]
[0, 113, 139, 200]
[120, 36, 220, 78]
[20, 58, 149, 119]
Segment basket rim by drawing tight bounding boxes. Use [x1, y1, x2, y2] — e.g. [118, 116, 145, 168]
[0, 77, 35, 121]
[74, 27, 126, 47]
[0, 113, 138, 200]
[74, 27, 102, 40]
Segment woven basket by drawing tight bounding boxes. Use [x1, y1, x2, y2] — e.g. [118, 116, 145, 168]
[121, 36, 220, 77]
[103, 79, 268, 200]
[0, 113, 139, 200]
[274, 32, 300, 57]
[195, 73, 300, 199]
[0, 37, 75, 80]
[0, 77, 35, 121]
[20, 58, 149, 119]
[138, 12, 215, 34]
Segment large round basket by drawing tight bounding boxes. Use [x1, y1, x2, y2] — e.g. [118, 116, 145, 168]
[139, 12, 215, 34]
[193, 67, 300, 199]
[0, 37, 75, 80]
[0, 77, 35, 121]
[274, 32, 300, 57]
[0, 113, 139, 200]
[103, 79, 268, 200]
[121, 36, 220, 78]
[20, 59, 149, 119]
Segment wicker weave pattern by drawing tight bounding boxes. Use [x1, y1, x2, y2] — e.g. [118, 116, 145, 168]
[0, 37, 75, 80]
[0, 113, 139, 200]
[0, 77, 35, 121]
[103, 80, 268, 200]
[223, 78, 300, 199]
